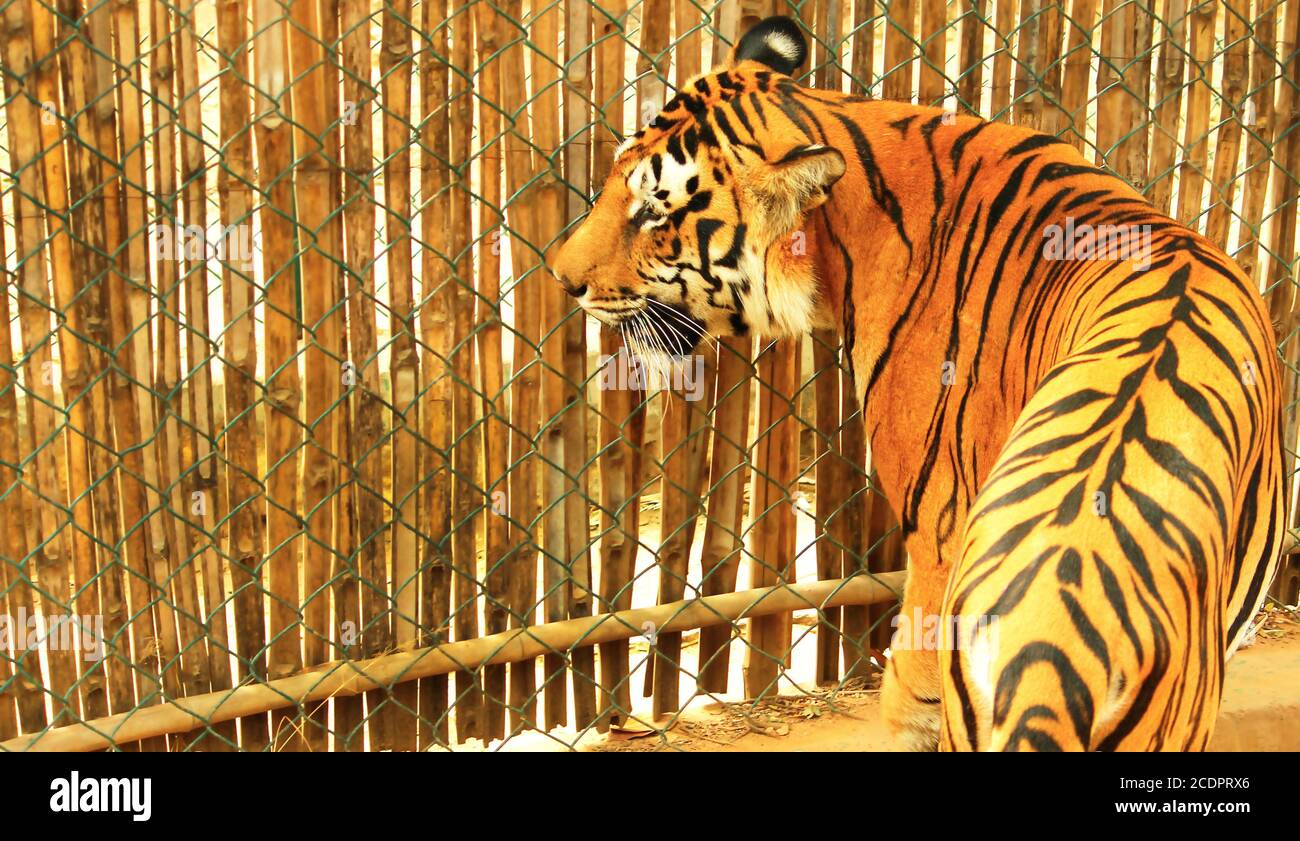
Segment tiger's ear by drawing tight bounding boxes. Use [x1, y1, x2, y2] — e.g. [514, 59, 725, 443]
[749, 144, 846, 230]
[731, 16, 808, 75]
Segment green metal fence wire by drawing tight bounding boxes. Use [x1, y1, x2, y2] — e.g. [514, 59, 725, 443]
[0, 0, 1297, 751]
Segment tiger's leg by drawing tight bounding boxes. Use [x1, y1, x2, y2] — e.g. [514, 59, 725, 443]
[936, 324, 1282, 751]
[881, 570, 944, 751]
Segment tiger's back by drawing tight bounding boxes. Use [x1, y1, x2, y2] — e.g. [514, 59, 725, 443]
[829, 103, 1287, 750]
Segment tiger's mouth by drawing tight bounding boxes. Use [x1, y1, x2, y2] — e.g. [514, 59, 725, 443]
[595, 297, 707, 359]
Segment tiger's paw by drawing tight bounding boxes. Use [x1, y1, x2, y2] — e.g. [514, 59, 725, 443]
[881, 652, 941, 751]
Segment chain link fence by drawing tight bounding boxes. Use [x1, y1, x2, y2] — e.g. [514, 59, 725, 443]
[0, 0, 1297, 751]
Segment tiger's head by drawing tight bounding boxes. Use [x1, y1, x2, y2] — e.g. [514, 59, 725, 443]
[551, 16, 846, 363]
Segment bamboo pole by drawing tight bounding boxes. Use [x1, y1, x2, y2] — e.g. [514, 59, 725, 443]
[1, 0, 80, 729]
[1094, 0, 1126, 165]
[474, 1, 511, 742]
[812, 331, 842, 685]
[1240, 1, 1278, 286]
[173, 0, 235, 750]
[1147, 0, 1187, 212]
[813, 1, 846, 686]
[836, 364, 871, 677]
[59, 4, 139, 727]
[1013, 0, 1038, 128]
[316, 0, 359, 752]
[883, 0, 916, 103]
[0, 496, 13, 741]
[340, 0, 390, 751]
[695, 337, 754, 692]
[1176, 0, 1218, 228]
[851, 0, 875, 96]
[497, 0, 542, 735]
[1268, 0, 1300, 446]
[651, 387, 696, 718]
[0, 184, 43, 735]
[4, 572, 907, 753]
[1205, 0, 1250, 247]
[562, 0, 598, 731]
[252, 0, 305, 750]
[449, 1, 484, 741]
[990, 0, 1014, 118]
[418, 0, 453, 750]
[149, 0, 212, 714]
[83, 3, 160, 750]
[919, 0, 945, 106]
[49, 1, 126, 723]
[957, 0, 985, 112]
[676, 0, 704, 80]
[745, 339, 799, 697]
[112, 0, 191, 746]
[592, 0, 636, 733]
[1120, 0, 1154, 183]
[534, 0, 571, 731]
[290, 0, 343, 752]
[713, 0, 742, 67]
[1060, 0, 1097, 149]
[380, 0, 421, 752]
[0, 264, 10, 732]
[216, 0, 270, 750]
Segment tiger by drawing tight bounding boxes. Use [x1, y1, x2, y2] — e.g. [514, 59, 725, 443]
[551, 15, 1286, 751]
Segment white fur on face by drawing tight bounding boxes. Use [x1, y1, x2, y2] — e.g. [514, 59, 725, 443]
[618, 146, 823, 343]
[626, 153, 701, 208]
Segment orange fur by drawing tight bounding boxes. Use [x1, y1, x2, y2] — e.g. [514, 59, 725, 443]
[552, 19, 1285, 751]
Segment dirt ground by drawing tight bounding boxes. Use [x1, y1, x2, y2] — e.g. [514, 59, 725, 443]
[601, 606, 1300, 753]
[463, 602, 1300, 752]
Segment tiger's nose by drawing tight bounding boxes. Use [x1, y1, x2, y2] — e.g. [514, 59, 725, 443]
[556, 274, 587, 298]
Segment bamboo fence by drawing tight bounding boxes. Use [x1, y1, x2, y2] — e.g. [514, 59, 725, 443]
[0, 0, 1298, 751]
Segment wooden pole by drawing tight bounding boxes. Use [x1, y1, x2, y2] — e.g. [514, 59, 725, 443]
[1205, 0, 1250, 247]
[0, 171, 37, 737]
[1175, 0, 1218, 229]
[989, 0, 1014, 119]
[340, 0, 390, 751]
[1239, 1, 1278, 286]
[497, 0, 542, 735]
[174, 0, 236, 750]
[474, 0, 511, 742]
[418, 0, 454, 749]
[149, 0, 212, 712]
[533, 0, 569, 731]
[289, 0, 343, 752]
[252, 0, 304, 750]
[449, 0, 484, 742]
[2, 0, 79, 729]
[883, 0, 915, 103]
[957, 0, 985, 113]
[4, 572, 906, 753]
[216, 0, 270, 750]
[745, 339, 800, 697]
[381, 0, 421, 752]
[695, 337, 754, 692]
[1059, 0, 1097, 148]
[559, 0, 598, 731]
